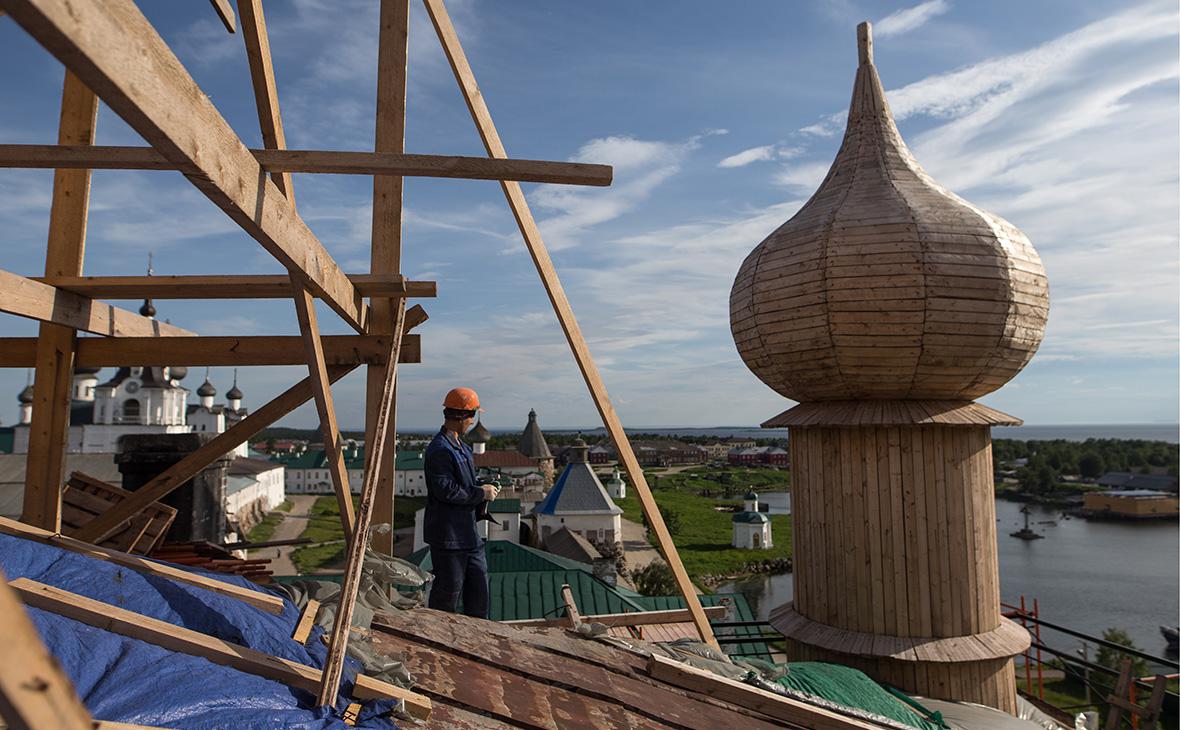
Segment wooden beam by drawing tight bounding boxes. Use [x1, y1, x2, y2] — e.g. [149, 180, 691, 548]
[294, 289, 356, 542]
[9, 579, 432, 720]
[1, 0, 366, 331]
[560, 584, 582, 629]
[237, 0, 292, 202]
[504, 604, 728, 628]
[0, 145, 613, 186]
[291, 599, 319, 644]
[318, 300, 406, 706]
[23, 71, 98, 533]
[0, 268, 194, 337]
[71, 365, 358, 544]
[422, 0, 719, 651]
[37, 274, 435, 300]
[0, 515, 284, 614]
[0, 334, 420, 367]
[366, 0, 409, 557]
[208, 0, 235, 33]
[646, 654, 878, 730]
[0, 569, 94, 730]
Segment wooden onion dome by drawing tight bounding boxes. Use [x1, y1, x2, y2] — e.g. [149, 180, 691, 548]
[731, 22, 1048, 714]
[730, 24, 1048, 405]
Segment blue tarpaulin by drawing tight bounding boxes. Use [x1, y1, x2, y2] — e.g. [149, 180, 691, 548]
[0, 533, 398, 729]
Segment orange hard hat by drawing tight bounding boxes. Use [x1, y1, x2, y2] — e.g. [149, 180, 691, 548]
[443, 387, 483, 412]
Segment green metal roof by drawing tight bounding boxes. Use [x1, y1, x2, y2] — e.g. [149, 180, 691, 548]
[408, 540, 595, 574]
[487, 498, 521, 513]
[489, 570, 648, 621]
[272, 449, 424, 471]
[629, 592, 772, 658]
[0, 427, 13, 455]
[732, 511, 769, 524]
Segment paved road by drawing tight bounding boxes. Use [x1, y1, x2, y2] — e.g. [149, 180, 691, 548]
[260, 494, 317, 576]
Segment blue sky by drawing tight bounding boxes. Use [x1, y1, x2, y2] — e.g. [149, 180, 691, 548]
[0, 0, 1177, 432]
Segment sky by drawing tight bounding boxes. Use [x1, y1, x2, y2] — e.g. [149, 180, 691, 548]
[0, 0, 1177, 432]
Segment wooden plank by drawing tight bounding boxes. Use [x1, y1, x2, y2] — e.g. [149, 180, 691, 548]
[0, 569, 94, 730]
[646, 654, 877, 729]
[23, 71, 98, 533]
[0, 515, 284, 614]
[504, 604, 727, 628]
[0, 334, 420, 367]
[72, 365, 358, 544]
[317, 301, 406, 706]
[8, 579, 431, 720]
[0, 145, 613, 186]
[37, 274, 434, 300]
[560, 584, 582, 628]
[292, 599, 319, 643]
[2, 0, 367, 331]
[423, 0, 717, 651]
[236, 0, 291, 201]
[208, 0, 235, 33]
[367, 0, 409, 557]
[0, 268, 194, 337]
[294, 288, 356, 542]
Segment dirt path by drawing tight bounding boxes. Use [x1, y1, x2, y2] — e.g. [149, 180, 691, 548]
[265, 494, 317, 575]
[619, 517, 660, 572]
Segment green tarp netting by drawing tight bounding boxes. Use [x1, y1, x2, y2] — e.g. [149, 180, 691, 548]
[774, 662, 945, 730]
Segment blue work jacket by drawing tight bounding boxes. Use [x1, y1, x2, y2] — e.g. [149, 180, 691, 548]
[423, 427, 484, 550]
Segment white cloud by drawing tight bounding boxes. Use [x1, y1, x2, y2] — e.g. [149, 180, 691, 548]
[874, 0, 949, 39]
[718, 144, 801, 168]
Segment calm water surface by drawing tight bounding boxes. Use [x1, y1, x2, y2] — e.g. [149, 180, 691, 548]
[719, 499, 1180, 664]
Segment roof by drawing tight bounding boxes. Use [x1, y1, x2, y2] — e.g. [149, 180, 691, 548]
[98, 366, 182, 391]
[227, 456, 284, 476]
[542, 526, 601, 564]
[533, 462, 622, 515]
[0, 453, 123, 519]
[467, 418, 491, 443]
[489, 569, 647, 620]
[0, 427, 12, 455]
[273, 449, 424, 472]
[474, 450, 536, 468]
[733, 511, 770, 524]
[744, 490, 759, 500]
[371, 609, 796, 729]
[197, 379, 217, 397]
[487, 498, 521, 514]
[409, 540, 594, 574]
[517, 409, 552, 459]
[1098, 472, 1178, 491]
[1099, 489, 1175, 498]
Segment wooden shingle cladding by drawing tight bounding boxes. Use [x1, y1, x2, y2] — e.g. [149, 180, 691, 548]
[730, 24, 1048, 403]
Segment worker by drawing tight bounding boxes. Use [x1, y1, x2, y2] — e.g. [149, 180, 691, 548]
[423, 386, 499, 618]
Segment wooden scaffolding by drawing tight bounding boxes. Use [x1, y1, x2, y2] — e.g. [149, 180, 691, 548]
[0, 0, 719, 716]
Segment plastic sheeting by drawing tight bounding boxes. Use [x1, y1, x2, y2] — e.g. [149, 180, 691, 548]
[0, 533, 398, 729]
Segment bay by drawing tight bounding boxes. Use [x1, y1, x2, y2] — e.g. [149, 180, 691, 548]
[563, 424, 1180, 443]
[718, 499, 1179, 667]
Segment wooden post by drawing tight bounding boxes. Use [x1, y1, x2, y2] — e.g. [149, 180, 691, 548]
[294, 289, 357, 541]
[237, 0, 293, 203]
[560, 584, 581, 629]
[422, 0, 718, 650]
[366, 0, 409, 557]
[317, 301, 406, 706]
[23, 71, 98, 532]
[0, 569, 94, 730]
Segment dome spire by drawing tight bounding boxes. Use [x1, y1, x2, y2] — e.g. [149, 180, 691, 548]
[139, 252, 156, 318]
[857, 21, 872, 66]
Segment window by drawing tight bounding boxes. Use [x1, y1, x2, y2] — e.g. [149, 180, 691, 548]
[123, 399, 140, 424]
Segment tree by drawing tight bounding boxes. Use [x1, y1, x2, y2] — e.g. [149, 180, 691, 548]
[631, 560, 678, 596]
[1096, 627, 1148, 680]
[1079, 453, 1106, 480]
[642, 505, 682, 536]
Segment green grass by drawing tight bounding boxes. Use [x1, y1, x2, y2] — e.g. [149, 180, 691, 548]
[290, 494, 426, 573]
[643, 466, 790, 497]
[616, 487, 792, 579]
[245, 512, 284, 546]
[275, 499, 294, 512]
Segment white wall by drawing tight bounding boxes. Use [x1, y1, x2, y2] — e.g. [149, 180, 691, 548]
[537, 513, 620, 544]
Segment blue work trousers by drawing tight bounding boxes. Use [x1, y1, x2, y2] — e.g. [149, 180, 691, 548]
[427, 545, 489, 619]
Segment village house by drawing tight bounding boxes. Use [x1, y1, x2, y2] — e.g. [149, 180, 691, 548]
[532, 438, 622, 544]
